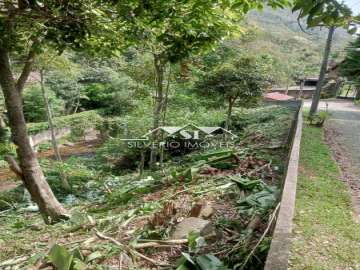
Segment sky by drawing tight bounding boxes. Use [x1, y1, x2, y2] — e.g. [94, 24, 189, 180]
[344, 0, 360, 15]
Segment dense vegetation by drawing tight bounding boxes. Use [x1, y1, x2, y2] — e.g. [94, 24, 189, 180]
[0, 0, 358, 269]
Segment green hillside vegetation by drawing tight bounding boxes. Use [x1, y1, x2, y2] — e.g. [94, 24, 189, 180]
[245, 8, 353, 84]
[0, 1, 358, 269]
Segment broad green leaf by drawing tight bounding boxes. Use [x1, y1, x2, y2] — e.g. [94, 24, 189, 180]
[72, 258, 87, 270]
[85, 251, 103, 262]
[182, 252, 196, 265]
[196, 254, 226, 270]
[48, 244, 73, 270]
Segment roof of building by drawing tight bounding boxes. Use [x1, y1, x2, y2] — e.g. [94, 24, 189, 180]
[264, 92, 294, 101]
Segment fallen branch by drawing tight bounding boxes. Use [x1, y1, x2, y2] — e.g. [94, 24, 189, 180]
[0, 255, 28, 267]
[240, 203, 281, 269]
[133, 239, 188, 249]
[94, 229, 166, 266]
[247, 162, 271, 177]
[133, 242, 180, 249]
[137, 239, 188, 244]
[160, 187, 192, 202]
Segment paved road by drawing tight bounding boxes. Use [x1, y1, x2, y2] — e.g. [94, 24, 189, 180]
[305, 99, 360, 221]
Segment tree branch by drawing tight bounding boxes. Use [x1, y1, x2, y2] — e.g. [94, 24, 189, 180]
[4, 155, 24, 180]
[16, 47, 36, 93]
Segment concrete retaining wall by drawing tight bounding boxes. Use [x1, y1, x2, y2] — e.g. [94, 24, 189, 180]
[29, 127, 99, 147]
[29, 127, 71, 147]
[264, 103, 303, 270]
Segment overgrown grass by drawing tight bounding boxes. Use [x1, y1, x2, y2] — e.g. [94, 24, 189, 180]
[289, 125, 360, 269]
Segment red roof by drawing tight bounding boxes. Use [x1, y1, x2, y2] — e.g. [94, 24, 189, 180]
[264, 92, 294, 101]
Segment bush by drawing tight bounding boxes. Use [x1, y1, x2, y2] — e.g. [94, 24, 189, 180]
[0, 186, 24, 210]
[96, 102, 225, 173]
[41, 157, 99, 199]
[0, 142, 16, 159]
[27, 110, 103, 137]
[23, 85, 65, 123]
[82, 72, 147, 115]
[306, 111, 330, 127]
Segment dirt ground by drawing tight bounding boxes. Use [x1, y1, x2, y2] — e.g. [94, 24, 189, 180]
[305, 99, 360, 222]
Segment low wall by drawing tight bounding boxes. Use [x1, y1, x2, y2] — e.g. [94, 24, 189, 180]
[29, 127, 71, 147]
[264, 102, 303, 270]
[29, 127, 100, 147]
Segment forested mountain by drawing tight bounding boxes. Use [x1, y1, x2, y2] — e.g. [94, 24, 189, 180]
[242, 7, 353, 85]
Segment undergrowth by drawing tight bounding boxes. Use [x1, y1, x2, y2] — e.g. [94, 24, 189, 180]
[0, 104, 297, 270]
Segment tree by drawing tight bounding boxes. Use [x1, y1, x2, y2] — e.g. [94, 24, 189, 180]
[340, 36, 360, 100]
[23, 85, 65, 123]
[114, 0, 289, 166]
[0, 0, 108, 223]
[34, 52, 75, 191]
[310, 25, 336, 114]
[292, 0, 357, 115]
[43, 53, 84, 114]
[196, 56, 269, 129]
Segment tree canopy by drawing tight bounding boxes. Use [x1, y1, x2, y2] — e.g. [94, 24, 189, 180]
[340, 36, 360, 95]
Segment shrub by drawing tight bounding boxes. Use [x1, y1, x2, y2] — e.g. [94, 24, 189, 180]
[196, 56, 271, 128]
[23, 85, 65, 123]
[82, 72, 147, 115]
[0, 186, 24, 210]
[306, 111, 330, 127]
[27, 110, 103, 136]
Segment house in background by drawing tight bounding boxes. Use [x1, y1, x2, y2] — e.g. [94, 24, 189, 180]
[268, 61, 343, 99]
[268, 76, 337, 99]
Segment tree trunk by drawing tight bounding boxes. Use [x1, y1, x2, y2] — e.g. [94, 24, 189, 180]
[225, 97, 235, 130]
[179, 59, 190, 81]
[310, 26, 335, 115]
[149, 54, 165, 167]
[356, 87, 360, 100]
[40, 69, 70, 191]
[162, 64, 171, 124]
[298, 79, 304, 100]
[0, 48, 69, 224]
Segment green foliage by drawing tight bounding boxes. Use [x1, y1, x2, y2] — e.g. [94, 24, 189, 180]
[0, 186, 24, 210]
[305, 111, 330, 127]
[0, 142, 16, 160]
[237, 185, 279, 216]
[0, 1, 111, 53]
[176, 253, 229, 270]
[45, 70, 84, 114]
[292, 0, 356, 29]
[82, 71, 141, 115]
[23, 85, 65, 122]
[42, 157, 98, 198]
[48, 244, 87, 270]
[231, 105, 296, 143]
[27, 110, 102, 135]
[340, 36, 360, 93]
[196, 56, 270, 109]
[106, 176, 159, 206]
[97, 117, 125, 138]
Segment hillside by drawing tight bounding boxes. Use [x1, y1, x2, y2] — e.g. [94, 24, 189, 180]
[242, 7, 353, 84]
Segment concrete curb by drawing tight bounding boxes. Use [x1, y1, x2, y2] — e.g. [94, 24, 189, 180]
[264, 103, 303, 270]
